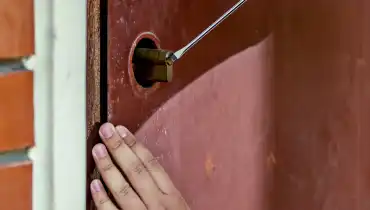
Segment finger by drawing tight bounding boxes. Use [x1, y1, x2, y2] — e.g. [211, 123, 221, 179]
[116, 125, 178, 195]
[90, 179, 118, 210]
[93, 144, 146, 210]
[99, 123, 160, 206]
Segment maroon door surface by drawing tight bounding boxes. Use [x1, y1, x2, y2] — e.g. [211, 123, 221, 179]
[87, 0, 370, 209]
[273, 0, 370, 209]
[105, 0, 273, 210]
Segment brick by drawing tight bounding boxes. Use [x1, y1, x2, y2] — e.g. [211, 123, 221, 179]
[0, 0, 34, 58]
[0, 71, 34, 152]
[0, 161, 32, 210]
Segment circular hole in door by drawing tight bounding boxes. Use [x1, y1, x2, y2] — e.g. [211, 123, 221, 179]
[132, 38, 158, 88]
[128, 32, 161, 98]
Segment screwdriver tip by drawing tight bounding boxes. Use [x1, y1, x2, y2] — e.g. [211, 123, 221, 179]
[165, 52, 178, 65]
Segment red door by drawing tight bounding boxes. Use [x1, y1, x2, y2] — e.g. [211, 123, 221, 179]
[87, 0, 370, 209]
[106, 1, 272, 210]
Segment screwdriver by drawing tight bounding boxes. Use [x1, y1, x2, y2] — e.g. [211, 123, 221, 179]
[167, 0, 247, 65]
[134, 0, 247, 82]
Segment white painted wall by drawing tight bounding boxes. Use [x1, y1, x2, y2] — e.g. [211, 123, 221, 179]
[31, 0, 87, 209]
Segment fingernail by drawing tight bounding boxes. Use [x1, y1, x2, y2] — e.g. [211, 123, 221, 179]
[116, 126, 128, 138]
[91, 180, 102, 193]
[99, 123, 114, 139]
[93, 144, 107, 158]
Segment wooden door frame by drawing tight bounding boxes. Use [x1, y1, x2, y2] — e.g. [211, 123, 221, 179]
[86, 0, 105, 209]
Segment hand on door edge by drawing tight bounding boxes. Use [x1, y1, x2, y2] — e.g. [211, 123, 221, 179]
[90, 122, 190, 210]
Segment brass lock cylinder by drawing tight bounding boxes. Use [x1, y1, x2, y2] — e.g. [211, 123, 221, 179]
[133, 48, 174, 85]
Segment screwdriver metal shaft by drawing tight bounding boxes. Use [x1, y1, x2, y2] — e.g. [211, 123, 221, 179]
[167, 0, 247, 64]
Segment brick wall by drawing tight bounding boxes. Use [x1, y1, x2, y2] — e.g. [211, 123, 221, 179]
[0, 0, 34, 209]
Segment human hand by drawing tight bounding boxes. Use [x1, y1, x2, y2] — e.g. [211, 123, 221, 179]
[90, 123, 190, 210]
